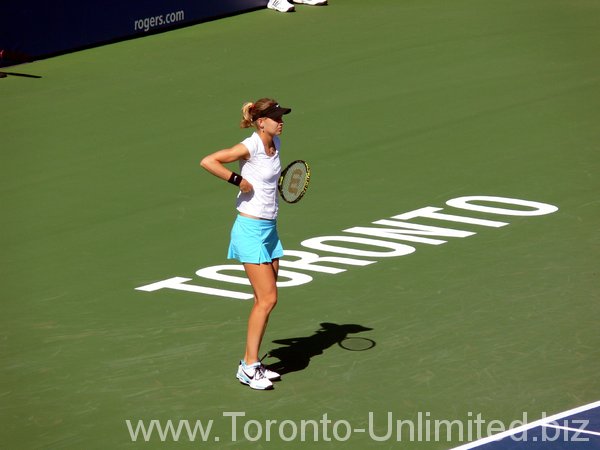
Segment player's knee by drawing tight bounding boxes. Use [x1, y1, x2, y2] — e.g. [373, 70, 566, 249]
[266, 295, 278, 311]
[257, 293, 277, 312]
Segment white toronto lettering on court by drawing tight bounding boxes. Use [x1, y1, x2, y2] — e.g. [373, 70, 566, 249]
[135, 196, 559, 300]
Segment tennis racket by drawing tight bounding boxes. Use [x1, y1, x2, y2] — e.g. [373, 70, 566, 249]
[278, 160, 310, 204]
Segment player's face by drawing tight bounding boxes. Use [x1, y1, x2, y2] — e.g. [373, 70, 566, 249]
[262, 116, 284, 135]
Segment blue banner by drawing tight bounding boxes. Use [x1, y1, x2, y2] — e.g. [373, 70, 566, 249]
[0, 0, 267, 67]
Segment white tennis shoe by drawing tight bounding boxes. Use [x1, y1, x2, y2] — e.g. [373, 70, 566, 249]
[259, 363, 281, 381]
[292, 0, 328, 5]
[236, 361, 276, 390]
[267, 0, 295, 12]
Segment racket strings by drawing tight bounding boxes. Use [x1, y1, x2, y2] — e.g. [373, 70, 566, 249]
[280, 162, 309, 203]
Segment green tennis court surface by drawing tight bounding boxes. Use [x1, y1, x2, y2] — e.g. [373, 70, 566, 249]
[2, 0, 599, 448]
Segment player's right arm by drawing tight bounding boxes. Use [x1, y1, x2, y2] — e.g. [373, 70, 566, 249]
[200, 143, 252, 193]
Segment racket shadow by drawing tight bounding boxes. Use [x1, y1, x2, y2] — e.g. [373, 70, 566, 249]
[265, 322, 375, 375]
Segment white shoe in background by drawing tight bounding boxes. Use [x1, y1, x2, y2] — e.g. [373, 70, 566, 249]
[292, 0, 328, 5]
[268, 0, 296, 12]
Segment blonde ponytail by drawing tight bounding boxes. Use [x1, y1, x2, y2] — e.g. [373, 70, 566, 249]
[240, 102, 254, 128]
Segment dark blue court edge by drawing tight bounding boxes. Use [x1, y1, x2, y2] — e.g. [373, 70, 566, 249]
[470, 408, 600, 450]
[0, 0, 267, 68]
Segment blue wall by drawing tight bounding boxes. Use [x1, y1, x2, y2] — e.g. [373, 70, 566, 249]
[0, 0, 266, 67]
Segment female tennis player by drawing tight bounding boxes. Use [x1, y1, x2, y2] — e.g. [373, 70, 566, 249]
[200, 98, 291, 390]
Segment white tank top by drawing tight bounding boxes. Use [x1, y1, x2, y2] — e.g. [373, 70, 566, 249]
[236, 132, 282, 220]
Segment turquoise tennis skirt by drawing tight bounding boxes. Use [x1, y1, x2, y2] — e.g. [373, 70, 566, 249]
[227, 214, 284, 264]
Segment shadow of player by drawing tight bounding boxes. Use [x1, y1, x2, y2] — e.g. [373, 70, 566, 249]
[265, 322, 374, 375]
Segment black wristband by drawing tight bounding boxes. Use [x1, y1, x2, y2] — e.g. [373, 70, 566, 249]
[228, 172, 243, 186]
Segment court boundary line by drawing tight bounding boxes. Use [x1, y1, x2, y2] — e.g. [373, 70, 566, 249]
[449, 400, 600, 450]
